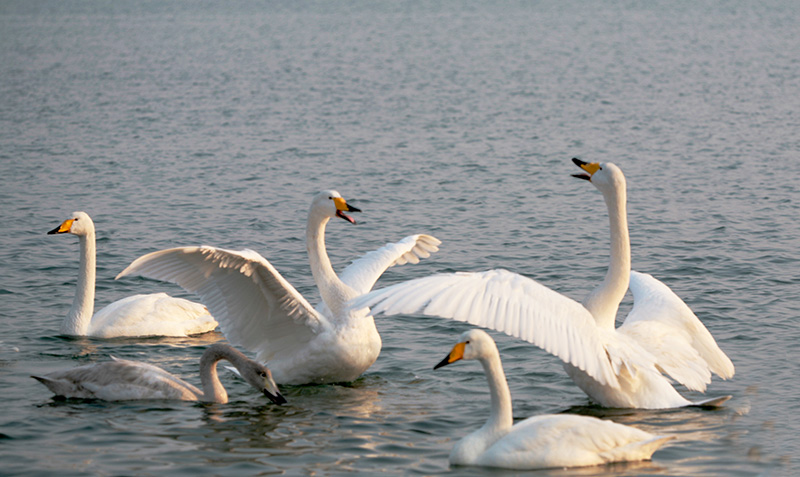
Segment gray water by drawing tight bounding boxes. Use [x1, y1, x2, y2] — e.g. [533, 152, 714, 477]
[1, 1, 798, 475]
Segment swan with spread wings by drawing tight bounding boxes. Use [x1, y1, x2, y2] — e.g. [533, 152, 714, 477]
[352, 162, 734, 408]
[117, 190, 440, 385]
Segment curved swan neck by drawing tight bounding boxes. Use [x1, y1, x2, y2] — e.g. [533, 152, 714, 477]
[63, 231, 96, 336]
[584, 180, 630, 329]
[479, 352, 513, 433]
[306, 211, 355, 318]
[198, 344, 251, 403]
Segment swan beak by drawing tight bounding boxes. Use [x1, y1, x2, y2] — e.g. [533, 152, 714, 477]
[571, 157, 600, 181]
[334, 197, 361, 224]
[48, 219, 74, 235]
[434, 342, 466, 370]
[262, 376, 287, 405]
[264, 389, 288, 405]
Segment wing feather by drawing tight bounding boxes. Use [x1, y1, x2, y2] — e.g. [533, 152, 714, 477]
[338, 235, 440, 295]
[117, 246, 323, 363]
[620, 271, 735, 389]
[351, 269, 619, 388]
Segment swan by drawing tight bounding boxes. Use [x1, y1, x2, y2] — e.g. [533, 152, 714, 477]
[47, 211, 218, 338]
[32, 343, 286, 404]
[434, 329, 674, 469]
[352, 160, 734, 408]
[115, 190, 441, 385]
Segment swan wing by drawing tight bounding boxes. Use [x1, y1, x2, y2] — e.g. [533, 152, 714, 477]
[620, 271, 735, 390]
[117, 246, 323, 363]
[351, 269, 619, 388]
[338, 234, 441, 295]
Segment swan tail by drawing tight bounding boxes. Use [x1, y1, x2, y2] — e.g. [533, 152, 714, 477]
[599, 435, 676, 464]
[687, 395, 732, 408]
[31, 375, 79, 397]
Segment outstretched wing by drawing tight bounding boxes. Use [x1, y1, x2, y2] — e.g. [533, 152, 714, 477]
[117, 246, 323, 363]
[619, 271, 735, 391]
[351, 269, 620, 388]
[338, 234, 441, 295]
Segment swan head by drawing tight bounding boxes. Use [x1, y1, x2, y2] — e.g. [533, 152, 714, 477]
[47, 211, 95, 237]
[241, 361, 287, 405]
[310, 190, 361, 224]
[434, 329, 498, 369]
[571, 158, 626, 195]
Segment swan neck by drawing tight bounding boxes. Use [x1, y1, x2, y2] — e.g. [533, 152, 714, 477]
[479, 352, 513, 433]
[306, 213, 354, 317]
[198, 344, 250, 403]
[63, 232, 96, 335]
[585, 182, 630, 329]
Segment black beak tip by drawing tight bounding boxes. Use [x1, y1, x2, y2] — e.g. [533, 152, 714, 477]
[571, 173, 592, 181]
[264, 390, 287, 405]
[572, 157, 587, 167]
[348, 205, 362, 213]
[433, 355, 451, 370]
[47, 227, 60, 235]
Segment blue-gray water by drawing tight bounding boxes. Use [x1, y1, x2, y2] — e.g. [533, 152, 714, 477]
[1, 1, 798, 475]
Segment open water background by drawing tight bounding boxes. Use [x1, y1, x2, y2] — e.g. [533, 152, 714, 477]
[1, 1, 798, 475]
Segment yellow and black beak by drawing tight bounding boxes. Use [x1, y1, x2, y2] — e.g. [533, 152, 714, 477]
[434, 342, 465, 370]
[47, 219, 74, 235]
[333, 197, 361, 224]
[571, 158, 601, 182]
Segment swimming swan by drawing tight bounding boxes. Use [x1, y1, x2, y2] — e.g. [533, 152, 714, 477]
[352, 161, 734, 408]
[116, 190, 440, 385]
[434, 329, 674, 469]
[48, 211, 218, 338]
[32, 343, 286, 404]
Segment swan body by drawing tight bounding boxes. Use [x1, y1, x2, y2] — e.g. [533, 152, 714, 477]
[116, 190, 440, 385]
[435, 329, 674, 469]
[32, 343, 286, 404]
[353, 161, 733, 408]
[48, 212, 218, 338]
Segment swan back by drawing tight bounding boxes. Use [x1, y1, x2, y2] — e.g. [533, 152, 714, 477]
[32, 359, 202, 401]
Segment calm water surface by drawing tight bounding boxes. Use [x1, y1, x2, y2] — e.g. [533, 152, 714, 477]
[1, 1, 798, 475]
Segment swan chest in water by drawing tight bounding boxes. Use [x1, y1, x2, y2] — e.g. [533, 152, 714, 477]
[270, 319, 382, 385]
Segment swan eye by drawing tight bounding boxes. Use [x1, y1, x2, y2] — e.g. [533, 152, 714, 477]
[259, 371, 267, 377]
[465, 340, 470, 344]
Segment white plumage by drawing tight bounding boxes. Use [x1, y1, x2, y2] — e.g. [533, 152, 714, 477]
[353, 161, 734, 408]
[48, 211, 218, 338]
[117, 190, 440, 385]
[434, 329, 674, 469]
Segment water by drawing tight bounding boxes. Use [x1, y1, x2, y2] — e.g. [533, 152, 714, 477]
[1, 1, 798, 475]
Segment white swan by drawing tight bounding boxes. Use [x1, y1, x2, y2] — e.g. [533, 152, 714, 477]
[352, 160, 734, 408]
[32, 343, 286, 404]
[116, 190, 441, 385]
[434, 329, 674, 469]
[48, 211, 218, 338]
